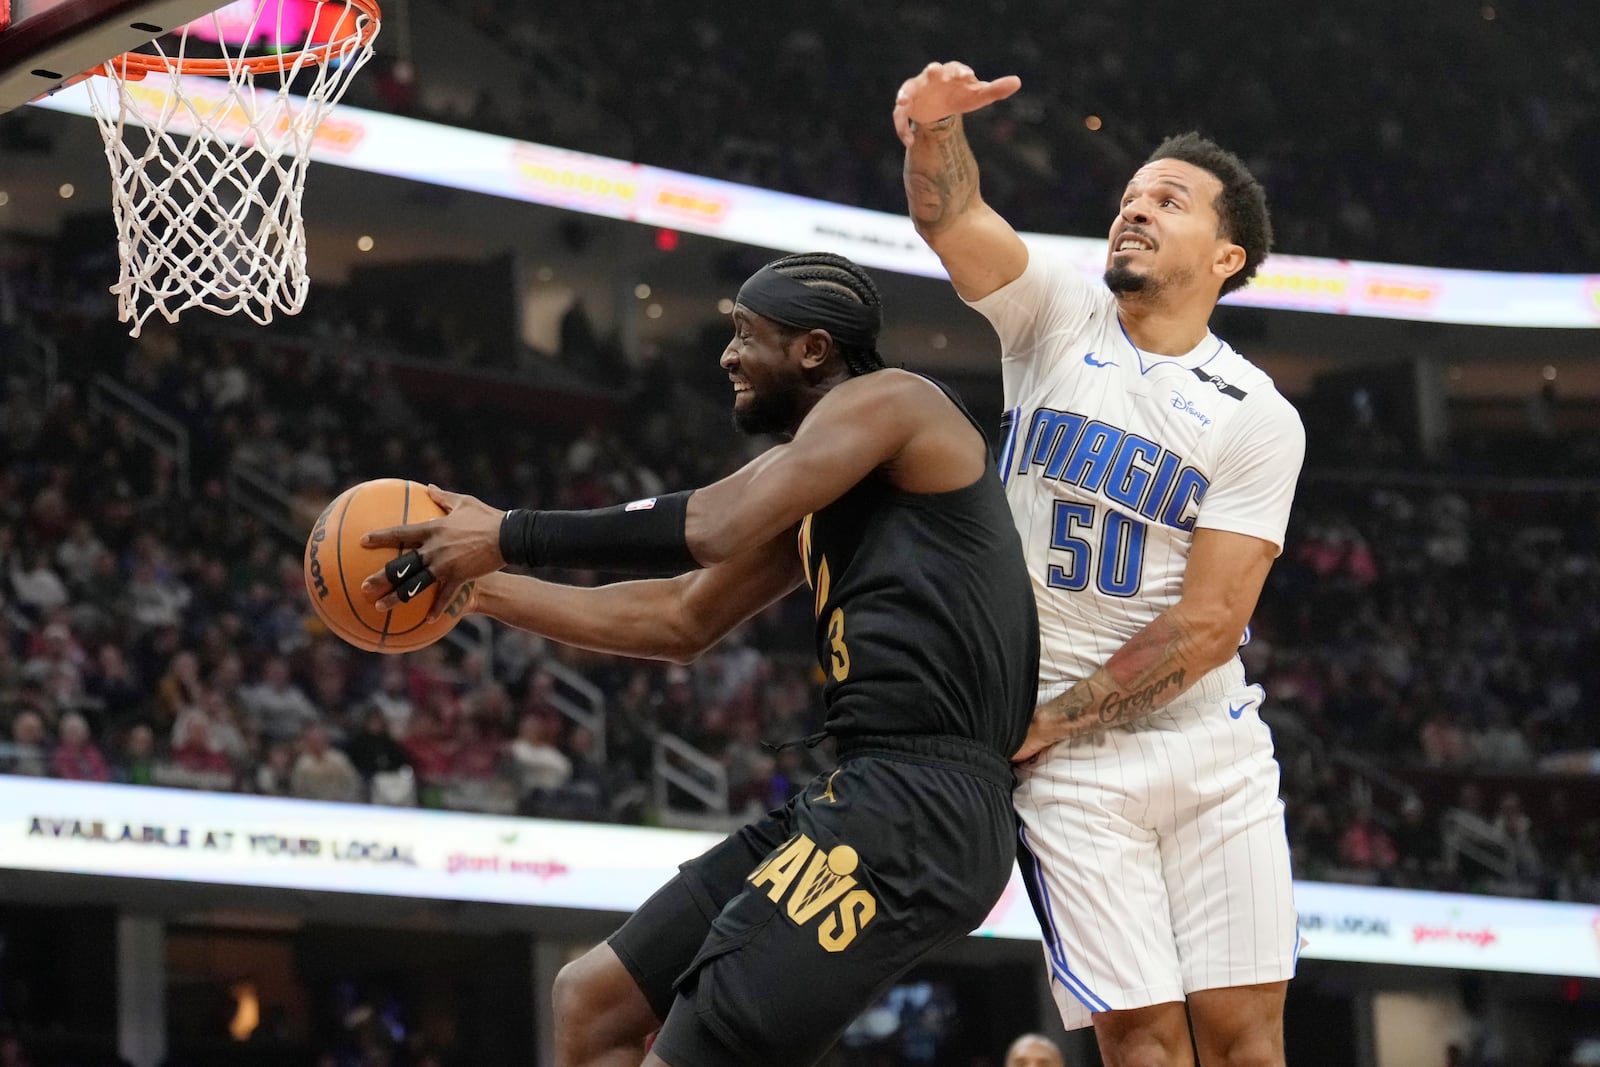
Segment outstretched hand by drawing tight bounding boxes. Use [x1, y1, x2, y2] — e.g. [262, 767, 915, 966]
[360, 485, 506, 621]
[892, 61, 1022, 146]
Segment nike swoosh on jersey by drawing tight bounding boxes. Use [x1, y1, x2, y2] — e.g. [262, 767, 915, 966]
[1083, 352, 1116, 368]
[1228, 701, 1252, 719]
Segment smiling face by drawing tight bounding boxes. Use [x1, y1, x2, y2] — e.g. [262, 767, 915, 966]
[721, 306, 812, 436]
[1104, 158, 1244, 303]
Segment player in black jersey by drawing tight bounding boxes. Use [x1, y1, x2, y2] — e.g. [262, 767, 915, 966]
[359, 252, 1038, 1067]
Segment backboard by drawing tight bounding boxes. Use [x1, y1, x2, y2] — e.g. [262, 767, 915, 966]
[0, 0, 221, 112]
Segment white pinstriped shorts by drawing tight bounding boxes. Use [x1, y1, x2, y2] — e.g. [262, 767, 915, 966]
[1014, 683, 1299, 1030]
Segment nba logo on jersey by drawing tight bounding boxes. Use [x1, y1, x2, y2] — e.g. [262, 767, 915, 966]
[624, 498, 658, 512]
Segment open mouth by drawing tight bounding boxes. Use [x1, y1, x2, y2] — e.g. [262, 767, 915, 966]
[1114, 233, 1155, 253]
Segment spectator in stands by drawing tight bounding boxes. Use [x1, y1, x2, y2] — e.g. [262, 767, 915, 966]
[1420, 707, 1472, 768]
[1339, 803, 1400, 878]
[167, 714, 236, 789]
[255, 741, 296, 797]
[366, 658, 416, 738]
[290, 724, 363, 803]
[8, 546, 69, 620]
[86, 643, 145, 727]
[1472, 706, 1535, 771]
[155, 649, 206, 730]
[240, 655, 321, 744]
[54, 517, 108, 593]
[1005, 1032, 1065, 1067]
[346, 707, 413, 782]
[4, 711, 49, 777]
[509, 711, 571, 805]
[556, 725, 607, 820]
[402, 709, 459, 800]
[21, 621, 85, 697]
[50, 711, 109, 782]
[1390, 795, 1438, 887]
[114, 723, 158, 787]
[722, 718, 774, 812]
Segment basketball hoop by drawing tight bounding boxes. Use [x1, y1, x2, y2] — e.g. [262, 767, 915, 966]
[82, 0, 380, 336]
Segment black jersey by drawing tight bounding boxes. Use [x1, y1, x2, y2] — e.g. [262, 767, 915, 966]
[797, 377, 1039, 758]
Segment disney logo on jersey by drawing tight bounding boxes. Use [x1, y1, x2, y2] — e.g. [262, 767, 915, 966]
[749, 833, 878, 953]
[1169, 391, 1214, 428]
[1013, 406, 1209, 532]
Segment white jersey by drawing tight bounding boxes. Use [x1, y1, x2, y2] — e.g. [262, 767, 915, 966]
[968, 243, 1306, 1027]
[969, 245, 1305, 710]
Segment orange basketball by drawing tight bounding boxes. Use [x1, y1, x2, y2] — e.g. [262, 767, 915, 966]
[303, 478, 463, 654]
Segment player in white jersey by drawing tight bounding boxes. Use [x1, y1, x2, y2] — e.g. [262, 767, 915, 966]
[894, 63, 1305, 1067]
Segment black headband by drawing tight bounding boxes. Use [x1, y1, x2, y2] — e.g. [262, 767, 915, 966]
[735, 266, 882, 351]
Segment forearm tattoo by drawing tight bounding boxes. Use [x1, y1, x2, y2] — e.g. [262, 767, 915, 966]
[903, 119, 979, 232]
[1046, 615, 1199, 739]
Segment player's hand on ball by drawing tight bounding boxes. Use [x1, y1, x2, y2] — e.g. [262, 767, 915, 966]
[360, 484, 505, 621]
[892, 61, 1021, 146]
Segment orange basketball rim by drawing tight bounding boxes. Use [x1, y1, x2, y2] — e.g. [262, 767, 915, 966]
[100, 0, 379, 81]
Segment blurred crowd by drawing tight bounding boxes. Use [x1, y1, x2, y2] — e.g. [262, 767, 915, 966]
[2, 250, 1599, 911]
[347, 0, 1599, 273]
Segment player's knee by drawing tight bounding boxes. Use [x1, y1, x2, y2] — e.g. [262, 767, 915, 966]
[1101, 1044, 1186, 1067]
[1204, 1033, 1283, 1067]
[1095, 1011, 1193, 1067]
[552, 948, 654, 1063]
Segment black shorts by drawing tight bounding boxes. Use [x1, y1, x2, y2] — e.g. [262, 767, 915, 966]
[609, 734, 1015, 1067]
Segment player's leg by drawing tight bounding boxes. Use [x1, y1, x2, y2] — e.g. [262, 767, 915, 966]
[553, 942, 659, 1067]
[1014, 738, 1186, 1034]
[557, 813, 793, 1067]
[1187, 981, 1287, 1067]
[1089, 1002, 1195, 1067]
[1158, 689, 1296, 1067]
[650, 753, 1015, 1067]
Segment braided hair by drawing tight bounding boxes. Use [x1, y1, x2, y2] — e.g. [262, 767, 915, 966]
[768, 252, 888, 377]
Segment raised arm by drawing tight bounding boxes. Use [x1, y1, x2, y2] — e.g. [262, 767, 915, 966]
[894, 61, 1030, 301]
[470, 533, 804, 665]
[1014, 527, 1279, 760]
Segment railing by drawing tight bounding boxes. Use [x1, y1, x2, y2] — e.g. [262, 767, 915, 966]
[87, 375, 191, 497]
[9, 321, 59, 403]
[1332, 749, 1423, 827]
[652, 733, 730, 826]
[540, 659, 607, 761]
[225, 459, 305, 544]
[1440, 808, 1516, 880]
[436, 622, 609, 762]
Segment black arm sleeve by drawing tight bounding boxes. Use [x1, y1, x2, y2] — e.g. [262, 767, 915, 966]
[498, 490, 699, 575]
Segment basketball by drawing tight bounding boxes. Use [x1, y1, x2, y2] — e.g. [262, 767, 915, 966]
[303, 478, 462, 654]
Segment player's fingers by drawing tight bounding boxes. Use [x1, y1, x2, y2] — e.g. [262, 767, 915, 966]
[892, 99, 913, 145]
[426, 579, 462, 623]
[976, 74, 1022, 103]
[360, 521, 430, 549]
[378, 564, 436, 612]
[358, 549, 421, 600]
[426, 483, 462, 512]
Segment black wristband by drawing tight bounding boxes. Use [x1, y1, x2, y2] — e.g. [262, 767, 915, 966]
[499, 490, 699, 574]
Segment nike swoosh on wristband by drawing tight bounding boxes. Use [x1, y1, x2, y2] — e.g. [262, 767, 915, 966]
[393, 561, 411, 581]
[406, 578, 425, 599]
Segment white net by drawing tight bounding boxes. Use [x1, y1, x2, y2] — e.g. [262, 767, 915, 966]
[83, 0, 380, 336]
